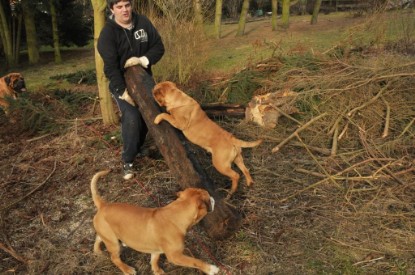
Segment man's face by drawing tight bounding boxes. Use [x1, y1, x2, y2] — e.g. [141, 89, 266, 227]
[111, 1, 132, 25]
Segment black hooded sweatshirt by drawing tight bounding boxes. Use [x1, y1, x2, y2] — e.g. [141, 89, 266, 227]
[97, 12, 165, 96]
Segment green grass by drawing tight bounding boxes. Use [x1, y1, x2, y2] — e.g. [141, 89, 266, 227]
[15, 10, 414, 92]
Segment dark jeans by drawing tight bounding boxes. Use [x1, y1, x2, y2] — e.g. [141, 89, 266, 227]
[113, 95, 148, 164]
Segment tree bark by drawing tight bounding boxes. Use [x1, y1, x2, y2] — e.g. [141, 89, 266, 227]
[310, 0, 322, 25]
[281, 0, 290, 28]
[49, 0, 62, 63]
[271, 0, 278, 31]
[21, 0, 39, 65]
[0, 1, 15, 67]
[91, 0, 118, 125]
[236, 0, 249, 36]
[124, 65, 241, 240]
[202, 103, 245, 119]
[214, 0, 222, 39]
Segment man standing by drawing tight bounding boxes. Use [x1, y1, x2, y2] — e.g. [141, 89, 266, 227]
[98, 0, 165, 179]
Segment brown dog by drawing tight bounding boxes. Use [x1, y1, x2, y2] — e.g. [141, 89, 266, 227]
[91, 170, 219, 275]
[0, 73, 26, 115]
[153, 81, 262, 197]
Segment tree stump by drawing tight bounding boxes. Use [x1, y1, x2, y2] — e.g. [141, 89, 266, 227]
[124, 65, 241, 239]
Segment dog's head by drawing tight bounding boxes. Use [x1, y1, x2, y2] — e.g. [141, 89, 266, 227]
[152, 81, 177, 107]
[177, 188, 215, 225]
[5, 73, 27, 97]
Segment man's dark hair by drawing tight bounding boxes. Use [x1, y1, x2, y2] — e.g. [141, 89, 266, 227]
[107, 0, 131, 9]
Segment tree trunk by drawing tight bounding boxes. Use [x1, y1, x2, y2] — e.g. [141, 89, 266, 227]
[193, 0, 203, 25]
[49, 0, 62, 63]
[281, 0, 290, 28]
[214, 0, 222, 39]
[124, 65, 241, 240]
[236, 0, 249, 36]
[21, 0, 39, 65]
[271, 0, 278, 31]
[0, 1, 15, 67]
[310, 0, 322, 25]
[13, 14, 23, 64]
[91, 0, 118, 125]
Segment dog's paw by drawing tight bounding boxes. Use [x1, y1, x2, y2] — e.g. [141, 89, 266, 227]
[154, 115, 162, 124]
[123, 266, 137, 275]
[208, 265, 219, 275]
[153, 268, 165, 275]
[124, 57, 141, 68]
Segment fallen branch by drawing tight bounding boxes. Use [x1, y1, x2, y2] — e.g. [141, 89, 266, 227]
[347, 82, 391, 117]
[397, 117, 415, 139]
[359, 130, 405, 185]
[282, 157, 396, 202]
[272, 113, 327, 153]
[381, 96, 390, 138]
[0, 242, 26, 263]
[270, 103, 302, 125]
[0, 161, 57, 212]
[295, 133, 341, 189]
[331, 121, 340, 156]
[26, 133, 52, 143]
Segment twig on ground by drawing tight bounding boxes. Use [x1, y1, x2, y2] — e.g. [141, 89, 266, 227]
[359, 130, 405, 185]
[381, 96, 390, 138]
[397, 117, 415, 139]
[347, 83, 391, 117]
[331, 121, 339, 156]
[295, 133, 341, 189]
[0, 242, 26, 263]
[270, 104, 302, 126]
[272, 112, 327, 153]
[0, 161, 57, 211]
[26, 133, 52, 143]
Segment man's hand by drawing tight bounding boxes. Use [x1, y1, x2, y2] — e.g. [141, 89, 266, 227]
[119, 89, 136, 106]
[124, 56, 149, 69]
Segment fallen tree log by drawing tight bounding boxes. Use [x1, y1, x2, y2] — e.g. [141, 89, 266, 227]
[202, 103, 246, 119]
[124, 66, 241, 239]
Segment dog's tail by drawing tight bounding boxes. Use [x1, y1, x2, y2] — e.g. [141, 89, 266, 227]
[91, 170, 111, 210]
[232, 137, 263, 148]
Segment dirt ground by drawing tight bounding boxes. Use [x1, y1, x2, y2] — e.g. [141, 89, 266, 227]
[1, 13, 414, 275]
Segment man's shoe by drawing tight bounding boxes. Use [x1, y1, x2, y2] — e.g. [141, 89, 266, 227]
[123, 163, 134, 180]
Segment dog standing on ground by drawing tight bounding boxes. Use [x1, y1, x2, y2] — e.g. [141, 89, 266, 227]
[0, 73, 26, 116]
[91, 170, 219, 275]
[153, 81, 262, 198]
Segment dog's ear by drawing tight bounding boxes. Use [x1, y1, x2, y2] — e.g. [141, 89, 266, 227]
[5, 76, 11, 86]
[165, 81, 176, 89]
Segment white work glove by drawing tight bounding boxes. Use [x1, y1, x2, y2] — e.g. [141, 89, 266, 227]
[119, 89, 136, 106]
[124, 56, 149, 69]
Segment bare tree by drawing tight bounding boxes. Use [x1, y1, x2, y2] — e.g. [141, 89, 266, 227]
[236, 0, 249, 36]
[271, 0, 278, 31]
[281, 0, 290, 28]
[310, 0, 322, 25]
[49, 0, 62, 63]
[214, 0, 222, 38]
[91, 0, 118, 125]
[0, 1, 15, 67]
[21, 0, 40, 64]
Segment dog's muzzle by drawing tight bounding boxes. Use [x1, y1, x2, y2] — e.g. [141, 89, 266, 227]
[14, 79, 27, 93]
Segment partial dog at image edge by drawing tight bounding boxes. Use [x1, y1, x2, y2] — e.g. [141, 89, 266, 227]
[0, 72, 27, 116]
[90, 170, 219, 275]
[152, 81, 262, 198]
